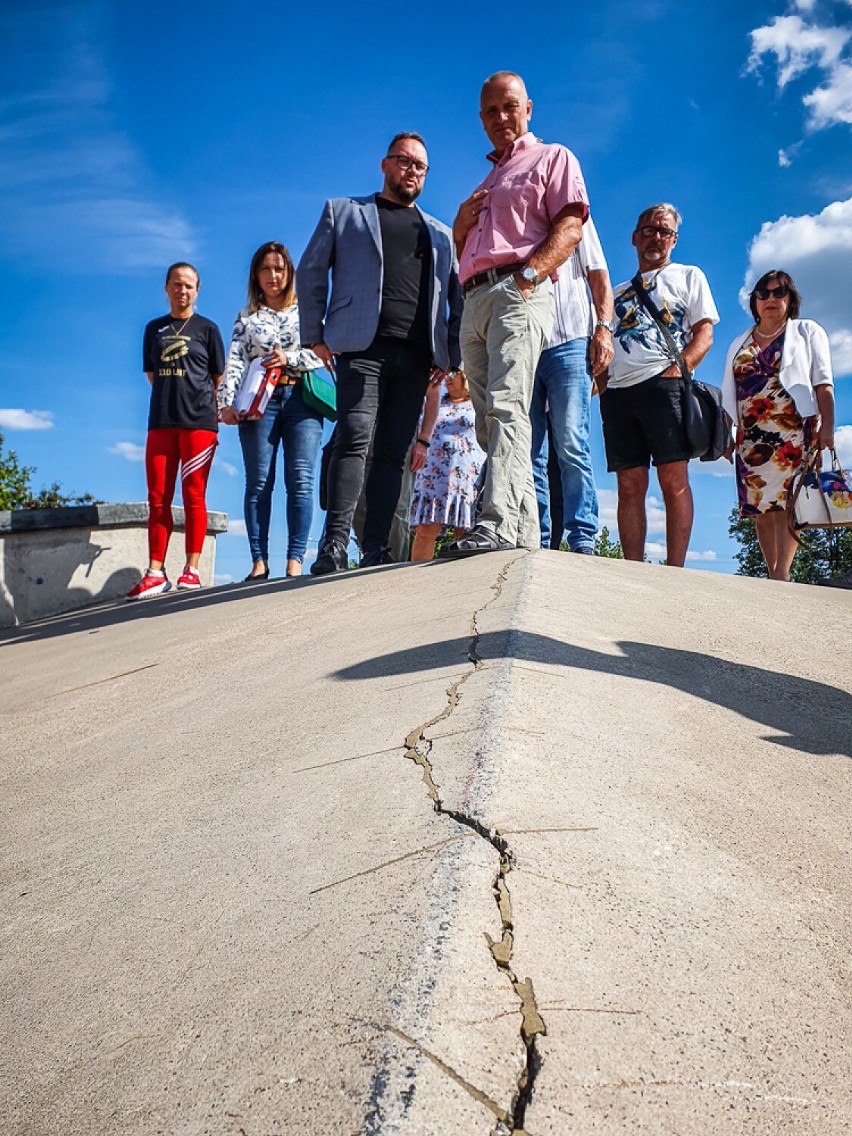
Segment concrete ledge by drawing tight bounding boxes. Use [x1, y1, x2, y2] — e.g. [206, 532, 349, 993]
[0, 503, 228, 627]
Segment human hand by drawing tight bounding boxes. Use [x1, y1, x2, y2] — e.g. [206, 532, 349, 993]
[220, 405, 241, 426]
[410, 439, 429, 471]
[453, 189, 488, 245]
[659, 363, 681, 379]
[589, 327, 614, 376]
[262, 349, 289, 371]
[311, 342, 336, 374]
[428, 366, 447, 386]
[512, 272, 535, 299]
[817, 421, 835, 450]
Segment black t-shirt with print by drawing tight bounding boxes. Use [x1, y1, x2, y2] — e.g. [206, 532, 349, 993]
[143, 313, 226, 432]
[375, 197, 431, 349]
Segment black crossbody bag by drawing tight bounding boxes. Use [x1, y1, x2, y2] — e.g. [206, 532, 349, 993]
[631, 273, 730, 463]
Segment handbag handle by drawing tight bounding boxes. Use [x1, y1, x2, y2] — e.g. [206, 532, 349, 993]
[631, 273, 692, 383]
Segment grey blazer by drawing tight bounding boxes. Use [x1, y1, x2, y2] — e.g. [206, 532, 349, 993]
[296, 194, 462, 373]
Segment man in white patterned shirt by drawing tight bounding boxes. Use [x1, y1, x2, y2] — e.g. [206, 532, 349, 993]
[530, 214, 614, 553]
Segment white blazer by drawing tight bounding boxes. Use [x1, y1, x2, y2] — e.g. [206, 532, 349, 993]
[722, 318, 833, 421]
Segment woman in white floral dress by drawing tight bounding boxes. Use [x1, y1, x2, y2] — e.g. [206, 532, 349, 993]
[219, 242, 324, 579]
[410, 370, 485, 561]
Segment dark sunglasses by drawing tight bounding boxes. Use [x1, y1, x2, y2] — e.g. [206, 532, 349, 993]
[754, 284, 789, 300]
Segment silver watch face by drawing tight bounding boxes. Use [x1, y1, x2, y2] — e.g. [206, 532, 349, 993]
[521, 267, 537, 283]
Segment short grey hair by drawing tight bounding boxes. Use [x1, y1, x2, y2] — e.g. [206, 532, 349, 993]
[635, 203, 683, 230]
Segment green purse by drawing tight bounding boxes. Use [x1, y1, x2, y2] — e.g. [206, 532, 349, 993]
[301, 369, 337, 421]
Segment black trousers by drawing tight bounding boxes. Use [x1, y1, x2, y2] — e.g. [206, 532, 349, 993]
[325, 338, 431, 552]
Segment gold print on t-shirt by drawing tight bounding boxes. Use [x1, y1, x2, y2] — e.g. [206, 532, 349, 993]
[161, 334, 190, 363]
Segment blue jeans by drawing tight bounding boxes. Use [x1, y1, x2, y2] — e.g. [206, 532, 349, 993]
[530, 337, 598, 550]
[238, 383, 323, 563]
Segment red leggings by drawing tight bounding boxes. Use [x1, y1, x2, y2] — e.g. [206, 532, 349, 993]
[146, 428, 217, 562]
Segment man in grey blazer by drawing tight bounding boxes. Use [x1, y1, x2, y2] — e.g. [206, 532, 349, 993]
[297, 131, 463, 574]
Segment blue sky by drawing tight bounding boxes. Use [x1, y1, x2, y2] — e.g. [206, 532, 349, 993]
[1, 0, 850, 579]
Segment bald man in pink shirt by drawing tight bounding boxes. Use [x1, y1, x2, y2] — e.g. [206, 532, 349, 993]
[441, 71, 589, 557]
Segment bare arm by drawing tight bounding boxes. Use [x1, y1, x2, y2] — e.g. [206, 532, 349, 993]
[815, 383, 835, 450]
[145, 371, 154, 387]
[659, 319, 714, 378]
[587, 267, 615, 377]
[410, 382, 442, 472]
[524, 203, 586, 282]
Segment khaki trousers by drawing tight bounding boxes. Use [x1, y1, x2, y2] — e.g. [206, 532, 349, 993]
[461, 275, 553, 548]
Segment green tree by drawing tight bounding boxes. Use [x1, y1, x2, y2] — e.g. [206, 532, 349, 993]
[594, 525, 624, 559]
[0, 431, 95, 510]
[728, 507, 852, 584]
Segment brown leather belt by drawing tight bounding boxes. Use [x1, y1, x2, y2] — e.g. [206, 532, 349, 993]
[461, 262, 525, 297]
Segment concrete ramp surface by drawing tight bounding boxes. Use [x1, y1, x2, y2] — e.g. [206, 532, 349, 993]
[1, 552, 850, 1135]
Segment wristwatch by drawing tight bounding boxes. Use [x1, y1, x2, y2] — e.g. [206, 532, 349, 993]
[596, 319, 615, 333]
[519, 265, 539, 286]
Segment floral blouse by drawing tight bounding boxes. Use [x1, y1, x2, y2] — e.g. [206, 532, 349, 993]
[218, 304, 322, 409]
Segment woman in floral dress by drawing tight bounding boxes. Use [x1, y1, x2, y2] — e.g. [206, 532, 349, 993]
[721, 270, 835, 581]
[410, 369, 485, 561]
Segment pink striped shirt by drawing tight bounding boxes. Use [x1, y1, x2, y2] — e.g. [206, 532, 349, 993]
[459, 133, 589, 285]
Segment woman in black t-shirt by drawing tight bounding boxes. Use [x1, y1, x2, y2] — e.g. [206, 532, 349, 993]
[127, 262, 226, 600]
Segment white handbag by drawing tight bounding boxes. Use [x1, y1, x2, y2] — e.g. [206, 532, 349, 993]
[788, 449, 852, 532]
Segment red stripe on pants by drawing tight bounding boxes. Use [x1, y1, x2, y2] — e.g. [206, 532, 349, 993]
[145, 428, 218, 561]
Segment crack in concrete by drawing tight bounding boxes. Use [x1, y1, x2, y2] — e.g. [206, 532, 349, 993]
[51, 663, 159, 696]
[399, 555, 547, 1133]
[385, 1024, 505, 1118]
[308, 835, 472, 895]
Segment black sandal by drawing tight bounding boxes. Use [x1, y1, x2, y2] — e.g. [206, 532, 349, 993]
[438, 525, 515, 559]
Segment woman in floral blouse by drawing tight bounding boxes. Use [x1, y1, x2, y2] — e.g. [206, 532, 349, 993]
[721, 269, 835, 581]
[220, 242, 324, 579]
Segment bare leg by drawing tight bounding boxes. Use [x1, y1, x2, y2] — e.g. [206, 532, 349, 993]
[411, 523, 443, 562]
[656, 461, 693, 567]
[615, 467, 650, 561]
[286, 558, 302, 577]
[246, 558, 268, 578]
[755, 511, 798, 580]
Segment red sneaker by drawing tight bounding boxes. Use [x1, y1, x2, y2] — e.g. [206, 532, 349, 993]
[176, 565, 202, 591]
[126, 573, 172, 601]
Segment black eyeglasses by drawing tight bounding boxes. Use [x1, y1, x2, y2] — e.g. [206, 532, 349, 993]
[386, 153, 429, 175]
[754, 284, 789, 300]
[638, 224, 677, 240]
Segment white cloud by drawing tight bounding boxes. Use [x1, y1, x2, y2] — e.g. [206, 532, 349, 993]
[803, 59, 852, 128]
[216, 460, 240, 477]
[214, 573, 235, 585]
[0, 409, 53, 430]
[686, 549, 719, 561]
[740, 197, 852, 375]
[644, 541, 667, 561]
[227, 519, 248, 537]
[0, 8, 195, 271]
[834, 423, 852, 464]
[598, 487, 666, 534]
[109, 441, 145, 462]
[746, 12, 852, 131]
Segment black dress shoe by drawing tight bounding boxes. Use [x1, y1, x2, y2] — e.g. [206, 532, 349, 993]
[243, 568, 270, 581]
[310, 540, 348, 576]
[359, 547, 394, 568]
[438, 524, 515, 559]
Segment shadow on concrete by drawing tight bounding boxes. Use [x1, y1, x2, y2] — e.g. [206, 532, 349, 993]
[332, 631, 851, 758]
[0, 564, 408, 647]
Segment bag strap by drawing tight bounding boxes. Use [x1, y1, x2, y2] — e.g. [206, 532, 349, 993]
[631, 272, 691, 383]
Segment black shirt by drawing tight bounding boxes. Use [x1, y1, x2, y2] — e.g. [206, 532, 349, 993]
[143, 313, 225, 432]
[375, 197, 431, 349]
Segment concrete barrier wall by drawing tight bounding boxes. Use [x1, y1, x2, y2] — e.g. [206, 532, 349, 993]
[0, 503, 228, 627]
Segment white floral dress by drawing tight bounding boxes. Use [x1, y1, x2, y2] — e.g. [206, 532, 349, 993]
[410, 392, 485, 529]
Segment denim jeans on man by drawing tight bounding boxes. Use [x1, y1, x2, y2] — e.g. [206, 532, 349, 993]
[324, 338, 431, 555]
[238, 383, 323, 563]
[530, 336, 599, 550]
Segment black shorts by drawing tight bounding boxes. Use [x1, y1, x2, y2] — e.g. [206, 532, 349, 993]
[600, 373, 692, 471]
